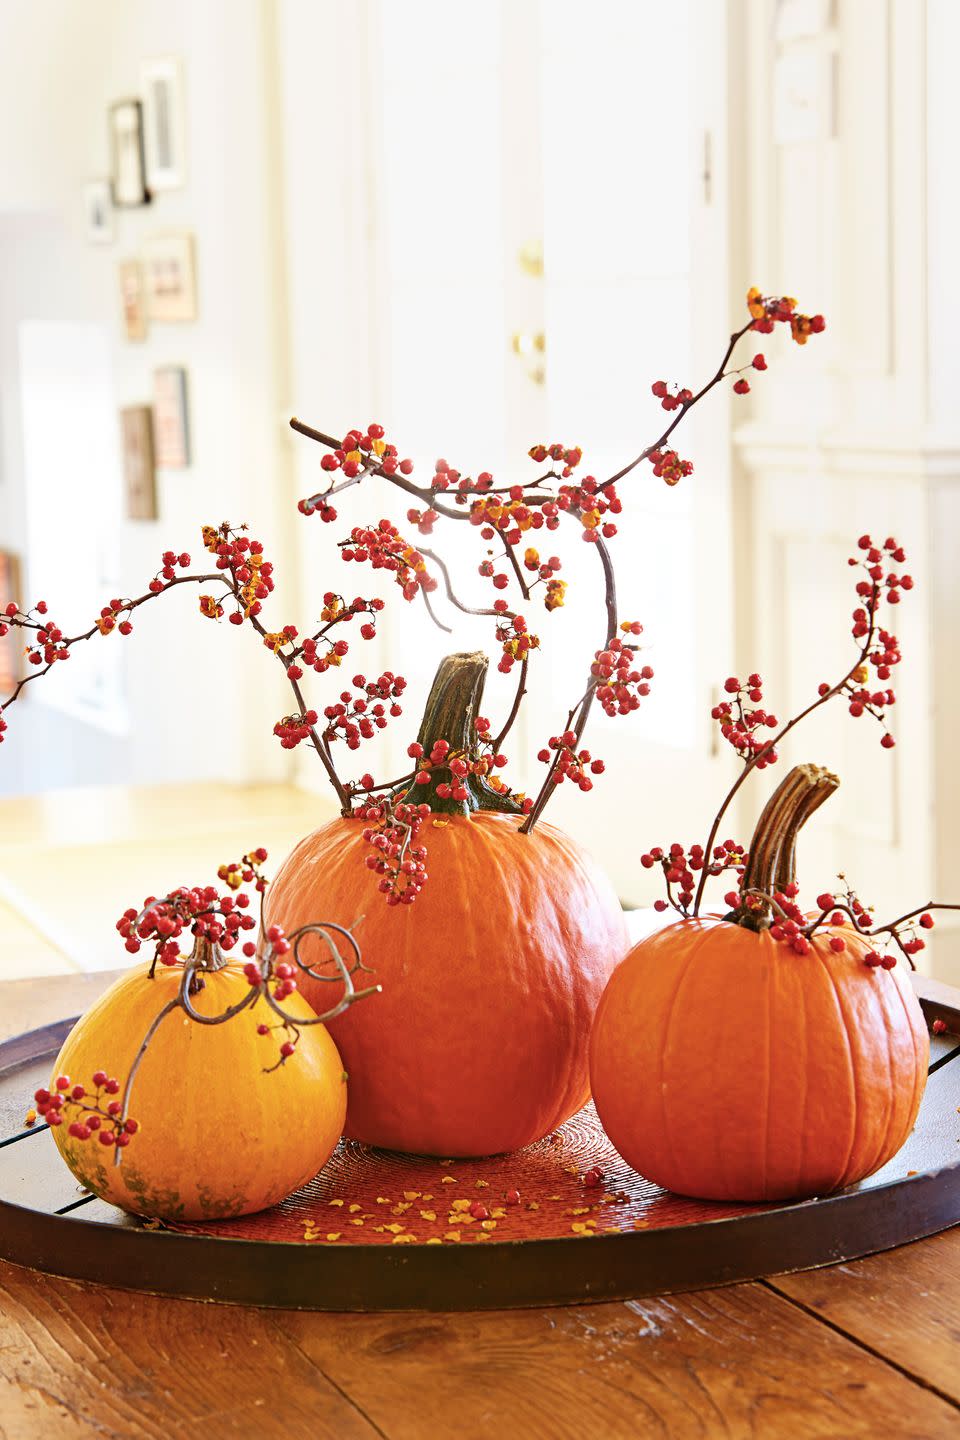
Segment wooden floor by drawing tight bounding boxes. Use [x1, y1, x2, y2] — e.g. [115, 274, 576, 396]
[1, 970, 959, 1438]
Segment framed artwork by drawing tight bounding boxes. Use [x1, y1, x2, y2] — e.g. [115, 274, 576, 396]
[120, 406, 158, 519]
[0, 551, 23, 693]
[118, 259, 148, 342]
[153, 367, 190, 469]
[83, 180, 113, 244]
[142, 232, 197, 322]
[109, 98, 151, 208]
[140, 56, 186, 191]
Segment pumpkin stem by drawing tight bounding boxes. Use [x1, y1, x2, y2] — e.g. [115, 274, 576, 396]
[401, 651, 524, 818]
[190, 934, 229, 974]
[734, 763, 839, 931]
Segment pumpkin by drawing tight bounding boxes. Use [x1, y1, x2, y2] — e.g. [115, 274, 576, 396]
[589, 764, 929, 1202]
[266, 650, 629, 1157]
[50, 943, 347, 1220]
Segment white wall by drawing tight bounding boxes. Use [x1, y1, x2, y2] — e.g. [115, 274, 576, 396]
[729, 0, 960, 978]
[0, 0, 296, 793]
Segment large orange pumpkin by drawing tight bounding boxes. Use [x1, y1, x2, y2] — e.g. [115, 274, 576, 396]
[590, 764, 929, 1202]
[266, 651, 629, 1157]
[50, 946, 347, 1220]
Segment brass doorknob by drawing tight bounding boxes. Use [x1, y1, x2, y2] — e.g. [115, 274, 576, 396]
[510, 331, 546, 357]
[517, 241, 544, 277]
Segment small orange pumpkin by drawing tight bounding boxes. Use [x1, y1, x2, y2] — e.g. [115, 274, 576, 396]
[266, 651, 629, 1157]
[590, 764, 929, 1202]
[51, 944, 347, 1220]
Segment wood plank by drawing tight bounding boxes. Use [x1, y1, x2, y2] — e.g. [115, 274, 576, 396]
[768, 1225, 960, 1405]
[0, 1259, 382, 1440]
[275, 1282, 960, 1440]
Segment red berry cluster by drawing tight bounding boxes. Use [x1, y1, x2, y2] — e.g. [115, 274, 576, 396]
[262, 623, 299, 662]
[748, 884, 825, 954]
[219, 849, 270, 893]
[556, 477, 621, 545]
[520, 546, 565, 610]
[712, 673, 779, 767]
[148, 549, 193, 596]
[273, 711, 318, 749]
[816, 534, 910, 748]
[298, 425, 414, 519]
[407, 737, 471, 802]
[495, 614, 539, 675]
[117, 851, 268, 964]
[431, 457, 486, 494]
[315, 425, 412, 485]
[242, 920, 292, 983]
[31, 1073, 139, 1151]
[647, 447, 694, 486]
[650, 379, 693, 412]
[288, 593, 386, 675]
[201, 525, 274, 623]
[406, 727, 529, 813]
[643, 837, 748, 916]
[746, 287, 826, 344]
[824, 881, 934, 969]
[298, 494, 337, 522]
[470, 491, 548, 541]
[528, 441, 584, 478]
[16, 604, 73, 668]
[469, 472, 620, 547]
[341, 520, 438, 603]
[298, 628, 348, 673]
[322, 672, 405, 750]
[406, 504, 440, 537]
[536, 730, 605, 793]
[645, 844, 702, 911]
[734, 871, 939, 973]
[591, 628, 651, 716]
[360, 798, 430, 905]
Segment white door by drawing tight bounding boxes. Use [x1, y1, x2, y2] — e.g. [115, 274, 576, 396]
[286, 0, 735, 901]
[514, 1, 736, 901]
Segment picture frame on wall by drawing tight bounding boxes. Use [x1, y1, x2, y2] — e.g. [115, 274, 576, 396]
[82, 180, 114, 244]
[0, 551, 23, 693]
[142, 232, 197, 323]
[140, 56, 186, 191]
[153, 367, 190, 469]
[118, 259, 148, 342]
[120, 406, 158, 520]
[109, 98, 151, 207]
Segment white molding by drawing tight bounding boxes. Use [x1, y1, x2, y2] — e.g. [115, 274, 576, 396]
[733, 422, 960, 477]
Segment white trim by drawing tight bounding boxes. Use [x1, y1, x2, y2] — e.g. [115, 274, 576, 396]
[734, 422, 960, 477]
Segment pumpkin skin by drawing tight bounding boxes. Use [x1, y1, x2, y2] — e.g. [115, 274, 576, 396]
[589, 916, 929, 1202]
[50, 961, 347, 1220]
[266, 811, 629, 1156]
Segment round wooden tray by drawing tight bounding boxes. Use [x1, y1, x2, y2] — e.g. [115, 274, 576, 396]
[1, 987, 958, 1312]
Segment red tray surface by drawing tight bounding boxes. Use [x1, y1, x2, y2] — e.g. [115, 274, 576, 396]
[169, 1104, 764, 1247]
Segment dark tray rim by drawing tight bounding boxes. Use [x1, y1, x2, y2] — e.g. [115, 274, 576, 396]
[1, 993, 958, 1312]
